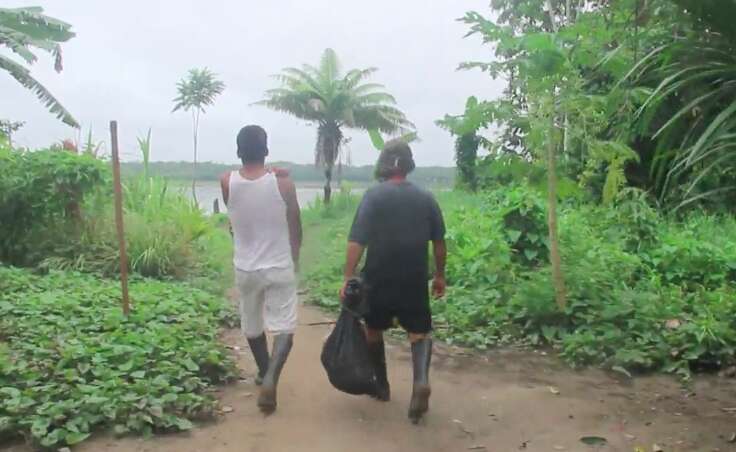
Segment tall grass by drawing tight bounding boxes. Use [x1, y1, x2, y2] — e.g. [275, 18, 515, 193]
[301, 182, 360, 226]
[43, 130, 232, 290]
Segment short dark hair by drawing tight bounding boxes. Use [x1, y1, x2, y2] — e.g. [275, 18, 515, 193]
[237, 125, 268, 164]
[375, 139, 416, 180]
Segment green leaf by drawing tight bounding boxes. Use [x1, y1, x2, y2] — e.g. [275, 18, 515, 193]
[611, 366, 632, 378]
[523, 249, 538, 261]
[506, 229, 522, 243]
[368, 129, 385, 150]
[580, 436, 607, 446]
[0, 387, 21, 398]
[182, 358, 199, 372]
[174, 417, 193, 430]
[65, 431, 91, 445]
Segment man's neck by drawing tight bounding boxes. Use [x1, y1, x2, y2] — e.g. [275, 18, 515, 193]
[240, 162, 267, 180]
[388, 174, 407, 184]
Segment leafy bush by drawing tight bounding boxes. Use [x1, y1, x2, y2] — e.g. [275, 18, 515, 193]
[647, 215, 736, 289]
[488, 185, 549, 267]
[0, 266, 236, 449]
[0, 147, 107, 266]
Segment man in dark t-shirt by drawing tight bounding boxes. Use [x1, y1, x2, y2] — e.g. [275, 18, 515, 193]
[341, 139, 447, 424]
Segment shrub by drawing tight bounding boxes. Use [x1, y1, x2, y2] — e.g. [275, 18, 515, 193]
[0, 147, 107, 266]
[487, 185, 549, 266]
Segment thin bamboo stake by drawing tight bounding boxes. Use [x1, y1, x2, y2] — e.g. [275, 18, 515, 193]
[547, 110, 567, 310]
[110, 121, 130, 316]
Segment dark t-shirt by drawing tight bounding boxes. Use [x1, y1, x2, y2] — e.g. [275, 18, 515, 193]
[348, 181, 445, 285]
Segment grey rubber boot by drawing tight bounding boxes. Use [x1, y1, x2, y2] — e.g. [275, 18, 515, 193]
[257, 334, 293, 414]
[247, 333, 269, 386]
[367, 341, 390, 401]
[408, 338, 432, 424]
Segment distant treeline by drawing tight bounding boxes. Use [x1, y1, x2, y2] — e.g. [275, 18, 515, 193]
[122, 161, 455, 186]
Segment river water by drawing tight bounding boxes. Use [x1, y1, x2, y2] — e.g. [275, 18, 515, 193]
[190, 181, 362, 212]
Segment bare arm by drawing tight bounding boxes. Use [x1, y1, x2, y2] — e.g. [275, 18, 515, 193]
[343, 241, 365, 281]
[219, 171, 231, 206]
[340, 241, 365, 300]
[219, 172, 233, 236]
[433, 240, 446, 278]
[432, 240, 447, 298]
[276, 174, 302, 270]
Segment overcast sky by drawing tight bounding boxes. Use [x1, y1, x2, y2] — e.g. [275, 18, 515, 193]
[1, 1, 504, 166]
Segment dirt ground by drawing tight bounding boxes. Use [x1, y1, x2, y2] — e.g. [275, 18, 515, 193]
[6, 303, 736, 452]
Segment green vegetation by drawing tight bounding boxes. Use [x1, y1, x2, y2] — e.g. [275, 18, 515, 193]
[0, 146, 107, 266]
[0, 7, 78, 127]
[451, 0, 736, 212]
[0, 139, 233, 289]
[301, 187, 736, 380]
[258, 48, 414, 203]
[0, 266, 236, 449]
[0, 135, 235, 448]
[121, 160, 455, 187]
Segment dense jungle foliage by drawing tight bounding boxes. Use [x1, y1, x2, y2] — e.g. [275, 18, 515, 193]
[441, 0, 736, 212]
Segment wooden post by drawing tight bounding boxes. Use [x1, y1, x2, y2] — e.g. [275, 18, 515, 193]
[546, 107, 567, 310]
[110, 121, 130, 316]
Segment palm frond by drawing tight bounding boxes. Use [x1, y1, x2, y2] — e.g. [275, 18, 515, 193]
[172, 67, 225, 113]
[354, 92, 398, 106]
[0, 7, 75, 43]
[343, 68, 378, 89]
[319, 48, 340, 82]
[351, 83, 388, 96]
[0, 54, 78, 127]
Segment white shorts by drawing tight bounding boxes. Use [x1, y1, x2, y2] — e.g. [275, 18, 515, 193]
[235, 266, 298, 338]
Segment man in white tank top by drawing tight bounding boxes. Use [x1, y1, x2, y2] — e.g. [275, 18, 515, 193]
[220, 125, 302, 414]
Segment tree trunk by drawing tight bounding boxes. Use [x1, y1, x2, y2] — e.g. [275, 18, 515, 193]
[191, 110, 200, 204]
[324, 166, 333, 204]
[547, 111, 567, 310]
[318, 122, 341, 204]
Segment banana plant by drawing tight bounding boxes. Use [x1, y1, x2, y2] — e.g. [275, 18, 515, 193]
[367, 128, 419, 151]
[0, 7, 78, 127]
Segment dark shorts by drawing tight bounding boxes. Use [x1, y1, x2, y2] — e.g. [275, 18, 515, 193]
[363, 279, 432, 334]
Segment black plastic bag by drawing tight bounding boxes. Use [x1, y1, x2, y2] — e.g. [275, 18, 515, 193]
[321, 308, 376, 395]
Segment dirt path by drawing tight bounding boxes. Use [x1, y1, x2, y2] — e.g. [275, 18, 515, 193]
[2, 303, 718, 452]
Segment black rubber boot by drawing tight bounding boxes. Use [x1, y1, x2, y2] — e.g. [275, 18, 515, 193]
[367, 341, 390, 401]
[257, 334, 293, 414]
[247, 333, 269, 386]
[408, 338, 432, 424]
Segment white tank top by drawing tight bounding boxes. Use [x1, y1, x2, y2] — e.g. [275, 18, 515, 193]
[228, 171, 292, 272]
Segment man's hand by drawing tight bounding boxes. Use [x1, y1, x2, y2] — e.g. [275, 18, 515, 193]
[339, 281, 348, 302]
[432, 275, 446, 299]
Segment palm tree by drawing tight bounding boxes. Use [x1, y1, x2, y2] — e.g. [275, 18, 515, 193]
[172, 68, 225, 203]
[0, 7, 78, 127]
[258, 48, 414, 203]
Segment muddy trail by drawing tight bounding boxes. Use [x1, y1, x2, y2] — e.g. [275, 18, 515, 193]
[4, 302, 734, 452]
